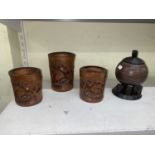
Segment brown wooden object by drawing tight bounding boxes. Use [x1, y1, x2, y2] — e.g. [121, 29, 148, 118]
[9, 67, 43, 106]
[48, 52, 75, 92]
[112, 50, 148, 100]
[80, 66, 108, 103]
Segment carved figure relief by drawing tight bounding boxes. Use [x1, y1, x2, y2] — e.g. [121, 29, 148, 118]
[51, 64, 73, 88]
[80, 79, 104, 102]
[9, 67, 43, 106]
[12, 81, 42, 105]
[48, 52, 75, 92]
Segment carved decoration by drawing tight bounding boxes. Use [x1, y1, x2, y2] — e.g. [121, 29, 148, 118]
[80, 79, 104, 102]
[51, 64, 73, 90]
[9, 67, 43, 106]
[48, 52, 75, 92]
[12, 81, 42, 105]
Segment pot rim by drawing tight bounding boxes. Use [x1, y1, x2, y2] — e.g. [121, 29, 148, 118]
[48, 51, 76, 57]
[80, 65, 107, 73]
[9, 67, 42, 77]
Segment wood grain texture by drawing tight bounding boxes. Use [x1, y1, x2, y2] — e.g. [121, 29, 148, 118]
[9, 67, 42, 106]
[48, 52, 75, 92]
[80, 66, 107, 103]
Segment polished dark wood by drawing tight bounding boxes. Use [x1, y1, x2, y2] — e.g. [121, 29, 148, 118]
[48, 52, 75, 92]
[9, 67, 43, 106]
[80, 66, 108, 103]
[116, 62, 148, 85]
[112, 50, 148, 100]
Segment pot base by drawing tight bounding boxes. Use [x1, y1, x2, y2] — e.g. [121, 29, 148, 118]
[16, 97, 42, 107]
[112, 83, 142, 100]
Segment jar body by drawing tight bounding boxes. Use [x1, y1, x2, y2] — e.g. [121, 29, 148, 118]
[116, 61, 148, 85]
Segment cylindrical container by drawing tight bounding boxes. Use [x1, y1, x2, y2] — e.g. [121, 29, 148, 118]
[48, 52, 75, 92]
[80, 66, 108, 103]
[9, 67, 43, 107]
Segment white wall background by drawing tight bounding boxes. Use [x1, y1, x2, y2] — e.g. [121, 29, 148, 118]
[24, 21, 155, 86]
[0, 23, 13, 112]
[0, 23, 22, 113]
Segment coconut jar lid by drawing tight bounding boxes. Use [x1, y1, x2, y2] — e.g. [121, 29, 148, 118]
[122, 50, 145, 65]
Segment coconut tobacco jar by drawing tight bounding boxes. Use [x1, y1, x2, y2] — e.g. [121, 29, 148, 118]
[112, 50, 148, 100]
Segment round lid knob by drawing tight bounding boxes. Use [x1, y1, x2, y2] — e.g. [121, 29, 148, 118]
[132, 50, 138, 58]
[123, 50, 145, 65]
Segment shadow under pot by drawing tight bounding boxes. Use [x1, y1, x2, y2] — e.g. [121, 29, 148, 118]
[9, 67, 43, 107]
[80, 66, 108, 103]
[48, 52, 75, 92]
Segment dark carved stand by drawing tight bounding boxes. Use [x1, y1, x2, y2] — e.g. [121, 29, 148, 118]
[112, 83, 143, 100]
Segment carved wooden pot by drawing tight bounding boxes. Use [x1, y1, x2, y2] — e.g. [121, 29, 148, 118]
[9, 67, 43, 107]
[48, 52, 75, 92]
[80, 66, 108, 103]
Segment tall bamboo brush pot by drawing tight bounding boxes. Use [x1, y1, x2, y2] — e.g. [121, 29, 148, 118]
[48, 52, 75, 92]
